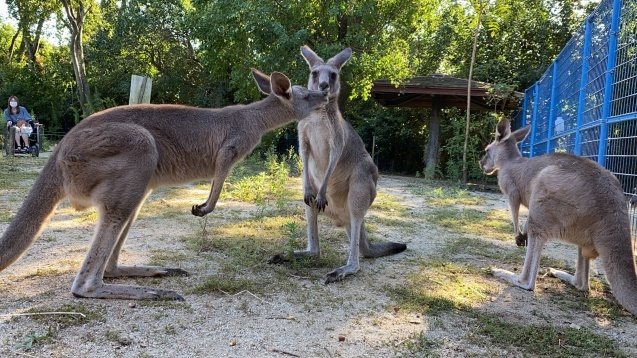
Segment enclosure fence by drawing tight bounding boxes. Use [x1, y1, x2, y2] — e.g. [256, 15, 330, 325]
[515, 0, 637, 237]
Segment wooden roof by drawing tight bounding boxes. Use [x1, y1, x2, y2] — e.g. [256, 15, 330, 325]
[371, 74, 523, 111]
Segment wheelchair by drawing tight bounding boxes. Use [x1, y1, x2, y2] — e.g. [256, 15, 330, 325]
[3, 120, 43, 157]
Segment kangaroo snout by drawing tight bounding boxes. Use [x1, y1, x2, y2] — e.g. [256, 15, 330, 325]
[479, 157, 495, 175]
[319, 82, 330, 92]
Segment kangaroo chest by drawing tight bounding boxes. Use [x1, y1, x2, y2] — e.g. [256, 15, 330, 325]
[298, 114, 338, 178]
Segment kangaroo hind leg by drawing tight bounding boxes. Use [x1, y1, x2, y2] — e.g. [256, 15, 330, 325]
[104, 189, 188, 278]
[548, 247, 590, 291]
[71, 168, 184, 300]
[268, 203, 321, 264]
[324, 219, 362, 284]
[492, 231, 546, 291]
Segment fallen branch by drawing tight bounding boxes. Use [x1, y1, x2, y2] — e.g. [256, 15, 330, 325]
[0, 312, 86, 318]
[9, 350, 39, 358]
[219, 289, 273, 305]
[271, 348, 300, 357]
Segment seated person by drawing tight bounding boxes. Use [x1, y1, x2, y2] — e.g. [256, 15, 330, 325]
[5, 96, 36, 150]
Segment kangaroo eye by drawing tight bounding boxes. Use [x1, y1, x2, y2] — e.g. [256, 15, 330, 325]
[331, 73, 337, 80]
[311, 71, 318, 78]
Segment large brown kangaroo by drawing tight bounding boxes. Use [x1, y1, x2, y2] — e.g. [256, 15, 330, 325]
[270, 46, 406, 284]
[0, 70, 328, 300]
[480, 119, 637, 315]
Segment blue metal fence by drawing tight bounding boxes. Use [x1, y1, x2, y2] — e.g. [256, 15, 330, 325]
[516, 0, 637, 200]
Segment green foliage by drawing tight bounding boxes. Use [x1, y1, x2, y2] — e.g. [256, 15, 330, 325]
[225, 148, 296, 216]
[440, 109, 499, 181]
[14, 329, 53, 350]
[0, 0, 595, 173]
[283, 219, 304, 261]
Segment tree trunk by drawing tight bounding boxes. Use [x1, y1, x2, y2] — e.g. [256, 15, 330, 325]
[463, 3, 483, 184]
[61, 0, 93, 117]
[424, 96, 442, 179]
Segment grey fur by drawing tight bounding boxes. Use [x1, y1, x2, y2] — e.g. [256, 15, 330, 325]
[480, 119, 637, 315]
[273, 45, 406, 284]
[0, 70, 328, 300]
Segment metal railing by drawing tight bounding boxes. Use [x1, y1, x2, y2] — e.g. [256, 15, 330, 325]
[515, 0, 637, 237]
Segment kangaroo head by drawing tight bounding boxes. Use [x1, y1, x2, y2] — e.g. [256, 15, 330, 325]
[300, 45, 352, 99]
[251, 68, 328, 118]
[480, 119, 531, 175]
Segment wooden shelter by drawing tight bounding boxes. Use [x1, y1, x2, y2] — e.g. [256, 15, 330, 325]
[370, 74, 522, 178]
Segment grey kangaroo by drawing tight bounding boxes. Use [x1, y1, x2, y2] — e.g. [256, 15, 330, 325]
[270, 46, 406, 283]
[480, 119, 637, 315]
[0, 69, 328, 300]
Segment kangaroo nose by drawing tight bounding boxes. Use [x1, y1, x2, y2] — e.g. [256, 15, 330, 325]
[320, 82, 330, 92]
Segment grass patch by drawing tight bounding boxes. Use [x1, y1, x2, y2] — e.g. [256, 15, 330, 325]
[541, 278, 629, 320]
[23, 303, 106, 329]
[441, 236, 570, 269]
[190, 275, 266, 295]
[411, 184, 486, 206]
[469, 311, 628, 357]
[428, 207, 512, 240]
[372, 192, 410, 217]
[388, 260, 497, 315]
[183, 216, 344, 277]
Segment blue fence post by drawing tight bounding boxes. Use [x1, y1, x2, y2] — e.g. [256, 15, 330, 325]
[529, 82, 539, 157]
[597, 0, 622, 167]
[546, 63, 558, 154]
[575, 16, 593, 156]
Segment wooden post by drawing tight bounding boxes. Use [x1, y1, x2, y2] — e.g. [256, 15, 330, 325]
[129, 75, 153, 105]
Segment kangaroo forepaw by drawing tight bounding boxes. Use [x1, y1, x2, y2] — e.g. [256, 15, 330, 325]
[314, 196, 328, 212]
[191, 204, 209, 217]
[303, 193, 316, 207]
[515, 232, 528, 247]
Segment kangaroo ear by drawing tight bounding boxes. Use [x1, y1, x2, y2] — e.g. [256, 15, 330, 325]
[513, 125, 531, 143]
[252, 68, 271, 95]
[301, 45, 324, 68]
[270, 72, 292, 100]
[326, 47, 352, 70]
[495, 119, 511, 142]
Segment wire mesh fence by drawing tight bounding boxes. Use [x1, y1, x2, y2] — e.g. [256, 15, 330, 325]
[514, 0, 637, 240]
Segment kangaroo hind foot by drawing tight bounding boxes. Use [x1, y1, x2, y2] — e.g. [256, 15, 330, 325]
[324, 263, 360, 284]
[72, 281, 184, 301]
[104, 265, 188, 278]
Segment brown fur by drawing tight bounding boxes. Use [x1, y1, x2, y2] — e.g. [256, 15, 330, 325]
[0, 70, 328, 300]
[480, 119, 637, 315]
[269, 46, 406, 284]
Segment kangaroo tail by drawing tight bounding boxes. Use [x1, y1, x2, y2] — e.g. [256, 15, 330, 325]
[0, 153, 65, 271]
[359, 226, 407, 258]
[599, 233, 637, 316]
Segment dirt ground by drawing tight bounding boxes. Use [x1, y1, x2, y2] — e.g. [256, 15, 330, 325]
[1, 156, 636, 357]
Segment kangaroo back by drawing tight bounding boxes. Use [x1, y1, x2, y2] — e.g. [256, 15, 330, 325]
[0, 151, 65, 271]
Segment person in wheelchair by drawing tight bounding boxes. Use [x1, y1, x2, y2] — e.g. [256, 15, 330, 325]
[5, 96, 36, 152]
